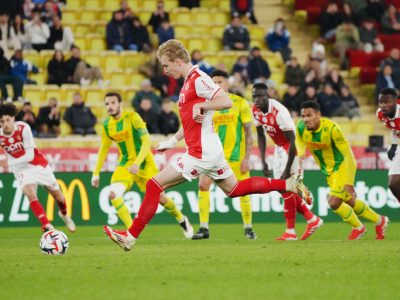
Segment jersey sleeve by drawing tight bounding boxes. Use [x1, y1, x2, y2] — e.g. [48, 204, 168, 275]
[239, 99, 253, 124]
[131, 112, 149, 136]
[295, 121, 307, 157]
[22, 125, 35, 149]
[92, 125, 112, 177]
[130, 113, 151, 166]
[276, 108, 295, 131]
[331, 125, 356, 184]
[194, 75, 221, 100]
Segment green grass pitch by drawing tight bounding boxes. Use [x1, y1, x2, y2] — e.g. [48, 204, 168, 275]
[0, 222, 399, 300]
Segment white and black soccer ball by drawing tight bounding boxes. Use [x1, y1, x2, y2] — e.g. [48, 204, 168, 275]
[39, 230, 69, 255]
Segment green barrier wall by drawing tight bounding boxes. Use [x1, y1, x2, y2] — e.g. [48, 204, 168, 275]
[0, 171, 398, 227]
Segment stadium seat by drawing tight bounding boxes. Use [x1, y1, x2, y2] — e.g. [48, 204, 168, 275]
[109, 72, 128, 88]
[86, 0, 103, 9]
[187, 37, 206, 52]
[205, 38, 223, 52]
[103, 52, 122, 72]
[60, 122, 71, 136]
[99, 10, 113, 22]
[248, 25, 265, 40]
[83, 52, 104, 69]
[218, 0, 230, 11]
[75, 22, 93, 35]
[24, 51, 43, 69]
[60, 84, 81, 105]
[82, 87, 106, 107]
[80, 10, 100, 22]
[88, 36, 107, 51]
[194, 11, 213, 26]
[138, 11, 152, 24]
[121, 52, 145, 70]
[40, 50, 55, 69]
[74, 37, 88, 51]
[93, 21, 107, 35]
[61, 10, 80, 22]
[44, 85, 62, 102]
[127, 0, 142, 9]
[201, 0, 217, 8]
[210, 26, 224, 37]
[213, 12, 230, 26]
[141, 0, 158, 10]
[66, 0, 82, 9]
[124, 87, 138, 103]
[128, 73, 146, 87]
[191, 26, 211, 36]
[30, 73, 46, 85]
[103, 0, 120, 10]
[174, 25, 190, 38]
[164, 0, 178, 10]
[23, 86, 44, 106]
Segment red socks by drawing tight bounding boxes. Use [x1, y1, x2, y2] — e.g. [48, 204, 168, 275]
[228, 177, 286, 197]
[295, 194, 314, 221]
[282, 193, 296, 229]
[129, 178, 163, 238]
[30, 199, 50, 226]
[57, 199, 67, 215]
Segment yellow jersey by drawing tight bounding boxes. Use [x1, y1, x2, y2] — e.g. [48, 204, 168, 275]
[296, 117, 356, 183]
[212, 93, 252, 162]
[93, 111, 153, 176]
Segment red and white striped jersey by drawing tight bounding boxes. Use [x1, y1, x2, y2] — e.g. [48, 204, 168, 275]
[377, 104, 400, 143]
[178, 65, 223, 159]
[0, 121, 48, 172]
[252, 99, 296, 151]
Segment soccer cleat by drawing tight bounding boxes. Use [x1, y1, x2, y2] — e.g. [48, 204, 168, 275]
[179, 216, 194, 239]
[58, 211, 76, 232]
[103, 225, 135, 251]
[191, 227, 210, 240]
[276, 232, 298, 241]
[375, 216, 389, 240]
[286, 175, 313, 205]
[244, 228, 257, 240]
[347, 226, 367, 240]
[41, 223, 55, 232]
[300, 217, 323, 240]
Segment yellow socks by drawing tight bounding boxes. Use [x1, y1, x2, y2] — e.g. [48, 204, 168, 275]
[198, 190, 210, 227]
[334, 202, 362, 228]
[240, 195, 252, 227]
[353, 199, 380, 224]
[111, 197, 133, 228]
[163, 197, 184, 222]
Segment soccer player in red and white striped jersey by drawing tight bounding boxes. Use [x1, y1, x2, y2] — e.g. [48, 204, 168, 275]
[0, 103, 75, 232]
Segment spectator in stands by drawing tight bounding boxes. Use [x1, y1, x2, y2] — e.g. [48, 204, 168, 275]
[343, 2, 360, 26]
[0, 48, 23, 102]
[191, 49, 215, 75]
[380, 48, 400, 79]
[16, 101, 37, 135]
[285, 56, 304, 86]
[36, 97, 61, 137]
[317, 83, 346, 117]
[0, 12, 20, 51]
[41, 0, 59, 25]
[229, 72, 247, 96]
[47, 15, 74, 51]
[381, 4, 400, 34]
[156, 18, 174, 45]
[366, 0, 386, 24]
[25, 9, 50, 51]
[304, 85, 318, 102]
[179, 0, 199, 9]
[10, 49, 38, 84]
[325, 68, 345, 94]
[319, 2, 343, 40]
[359, 17, 384, 53]
[120, 0, 135, 21]
[306, 43, 328, 78]
[267, 86, 280, 101]
[231, 55, 249, 83]
[302, 68, 320, 90]
[247, 46, 270, 84]
[266, 18, 291, 62]
[230, 0, 257, 24]
[151, 71, 169, 98]
[23, 0, 35, 19]
[136, 97, 160, 134]
[339, 85, 361, 119]
[106, 10, 137, 51]
[148, 0, 170, 33]
[12, 15, 29, 49]
[282, 85, 303, 117]
[47, 49, 68, 86]
[375, 64, 400, 96]
[132, 79, 162, 112]
[130, 17, 151, 53]
[335, 19, 361, 69]
[223, 16, 250, 51]
[66, 46, 105, 86]
[63, 92, 97, 135]
[158, 98, 179, 135]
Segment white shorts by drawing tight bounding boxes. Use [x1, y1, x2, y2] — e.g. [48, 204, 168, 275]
[14, 165, 60, 190]
[272, 146, 302, 179]
[389, 146, 400, 175]
[172, 151, 233, 181]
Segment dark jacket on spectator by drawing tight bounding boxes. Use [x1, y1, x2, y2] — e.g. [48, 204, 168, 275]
[223, 24, 250, 50]
[137, 109, 160, 133]
[10, 57, 38, 84]
[63, 103, 97, 130]
[283, 91, 303, 115]
[131, 24, 151, 50]
[381, 57, 400, 79]
[132, 91, 162, 112]
[325, 74, 345, 94]
[106, 19, 133, 49]
[159, 111, 179, 135]
[266, 29, 290, 52]
[148, 12, 170, 33]
[285, 65, 304, 86]
[320, 11, 343, 36]
[317, 92, 343, 117]
[47, 26, 63, 49]
[247, 56, 270, 82]
[340, 92, 359, 108]
[375, 72, 400, 96]
[157, 26, 174, 45]
[36, 105, 61, 128]
[359, 26, 378, 44]
[47, 58, 69, 86]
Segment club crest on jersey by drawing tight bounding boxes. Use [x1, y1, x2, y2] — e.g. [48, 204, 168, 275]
[8, 137, 14, 143]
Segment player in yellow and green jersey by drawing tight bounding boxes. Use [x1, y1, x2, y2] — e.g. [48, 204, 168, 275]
[296, 101, 389, 240]
[191, 70, 256, 240]
[91, 92, 193, 239]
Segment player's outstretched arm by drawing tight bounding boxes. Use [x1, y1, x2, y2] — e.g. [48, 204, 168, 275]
[92, 127, 112, 187]
[156, 127, 184, 152]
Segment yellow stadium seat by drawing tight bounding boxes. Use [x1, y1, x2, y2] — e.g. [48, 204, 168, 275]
[164, 0, 178, 10]
[173, 12, 191, 25]
[99, 10, 113, 22]
[194, 11, 213, 26]
[23, 86, 44, 106]
[74, 37, 88, 51]
[103, 52, 122, 72]
[92, 107, 109, 121]
[270, 72, 284, 85]
[205, 38, 222, 52]
[250, 39, 265, 49]
[104, 0, 121, 10]
[61, 10, 80, 22]
[201, 0, 216, 8]
[203, 54, 220, 66]
[212, 12, 229, 25]
[248, 25, 265, 40]
[60, 84, 81, 105]
[83, 87, 106, 107]
[219, 0, 230, 11]
[89, 36, 107, 51]
[66, 0, 82, 9]
[174, 25, 190, 38]
[83, 52, 104, 69]
[128, 73, 146, 87]
[138, 11, 152, 24]
[93, 21, 107, 35]
[75, 23, 93, 35]
[24, 51, 43, 69]
[353, 122, 374, 135]
[210, 25, 224, 37]
[43, 85, 62, 101]
[192, 26, 211, 36]
[121, 52, 146, 70]
[127, 0, 142, 9]
[141, 0, 158, 10]
[110, 72, 128, 88]
[86, 0, 103, 9]
[80, 10, 99, 22]
[30, 73, 46, 85]
[40, 50, 55, 69]
[187, 37, 205, 52]
[124, 87, 138, 103]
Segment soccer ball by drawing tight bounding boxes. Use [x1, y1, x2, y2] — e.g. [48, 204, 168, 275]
[39, 230, 69, 255]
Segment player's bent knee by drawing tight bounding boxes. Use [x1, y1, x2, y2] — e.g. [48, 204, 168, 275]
[328, 196, 342, 210]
